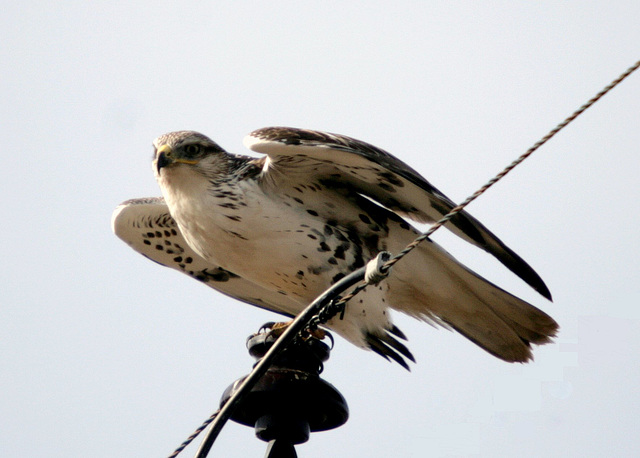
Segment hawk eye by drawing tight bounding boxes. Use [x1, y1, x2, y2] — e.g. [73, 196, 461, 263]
[183, 144, 201, 157]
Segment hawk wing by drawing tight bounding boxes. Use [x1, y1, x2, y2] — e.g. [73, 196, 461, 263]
[111, 197, 302, 317]
[244, 126, 552, 300]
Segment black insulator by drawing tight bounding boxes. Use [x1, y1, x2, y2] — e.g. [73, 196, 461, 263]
[220, 324, 349, 457]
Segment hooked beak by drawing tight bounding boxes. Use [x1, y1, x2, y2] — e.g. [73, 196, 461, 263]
[156, 145, 173, 173]
[155, 144, 198, 174]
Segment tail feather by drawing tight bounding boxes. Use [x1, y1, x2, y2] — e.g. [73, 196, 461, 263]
[376, 329, 416, 363]
[388, 324, 408, 340]
[388, 244, 558, 363]
[365, 330, 415, 371]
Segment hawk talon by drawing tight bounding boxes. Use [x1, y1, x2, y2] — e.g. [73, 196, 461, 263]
[305, 327, 327, 341]
[258, 322, 277, 334]
[265, 320, 293, 339]
[323, 330, 335, 350]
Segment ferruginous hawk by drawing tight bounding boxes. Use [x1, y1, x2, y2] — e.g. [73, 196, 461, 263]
[112, 127, 557, 368]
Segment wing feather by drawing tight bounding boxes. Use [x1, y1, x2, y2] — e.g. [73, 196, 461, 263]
[111, 197, 302, 317]
[244, 127, 551, 300]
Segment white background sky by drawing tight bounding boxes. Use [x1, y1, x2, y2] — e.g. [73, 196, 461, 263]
[2, 2, 639, 457]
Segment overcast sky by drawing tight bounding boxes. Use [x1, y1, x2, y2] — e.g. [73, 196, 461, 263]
[2, 2, 639, 457]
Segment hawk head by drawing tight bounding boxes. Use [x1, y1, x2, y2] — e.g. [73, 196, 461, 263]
[152, 131, 228, 181]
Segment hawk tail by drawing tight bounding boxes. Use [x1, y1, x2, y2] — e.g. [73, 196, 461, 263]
[388, 244, 558, 363]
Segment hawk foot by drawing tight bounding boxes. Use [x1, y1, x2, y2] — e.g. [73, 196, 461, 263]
[256, 321, 327, 341]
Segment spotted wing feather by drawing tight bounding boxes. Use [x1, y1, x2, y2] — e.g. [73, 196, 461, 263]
[244, 127, 551, 300]
[111, 197, 302, 317]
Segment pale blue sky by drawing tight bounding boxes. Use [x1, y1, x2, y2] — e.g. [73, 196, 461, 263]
[1, 2, 638, 457]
